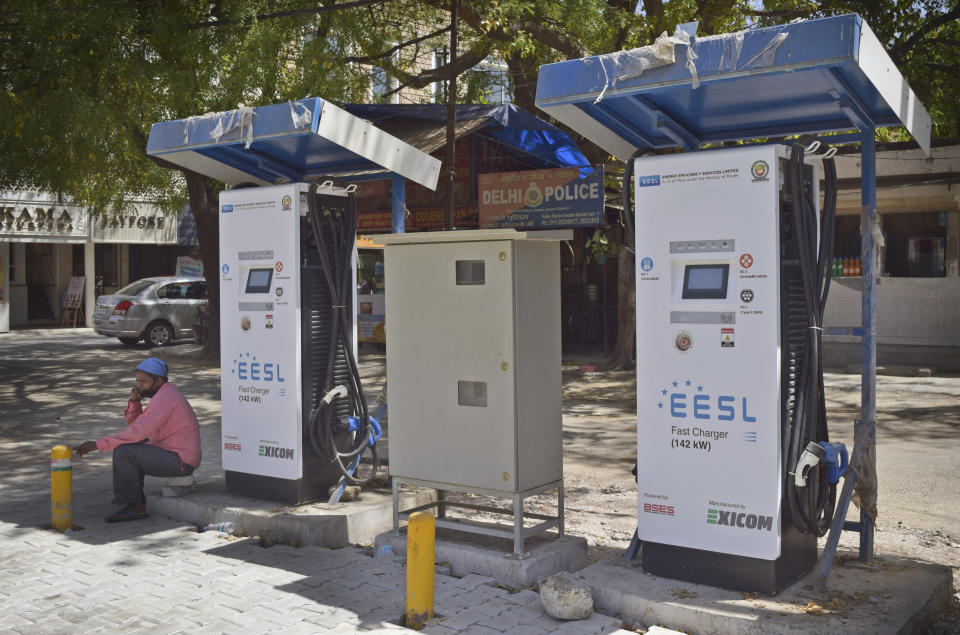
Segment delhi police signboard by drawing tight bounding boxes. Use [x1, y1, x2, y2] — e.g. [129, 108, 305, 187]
[478, 166, 603, 229]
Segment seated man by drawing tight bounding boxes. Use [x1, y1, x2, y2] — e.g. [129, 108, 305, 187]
[74, 357, 202, 523]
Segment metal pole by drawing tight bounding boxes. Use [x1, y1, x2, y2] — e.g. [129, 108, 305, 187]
[51, 445, 72, 531]
[391, 174, 406, 234]
[405, 512, 435, 630]
[812, 420, 875, 590]
[858, 128, 877, 561]
[444, 0, 458, 231]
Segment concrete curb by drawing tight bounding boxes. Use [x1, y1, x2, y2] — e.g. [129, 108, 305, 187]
[578, 553, 952, 634]
[147, 481, 435, 548]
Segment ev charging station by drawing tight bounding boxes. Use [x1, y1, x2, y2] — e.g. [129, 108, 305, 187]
[146, 98, 441, 505]
[536, 14, 931, 592]
[632, 144, 821, 591]
[217, 182, 359, 503]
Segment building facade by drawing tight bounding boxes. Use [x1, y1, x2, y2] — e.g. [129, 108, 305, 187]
[0, 190, 197, 333]
[822, 142, 960, 368]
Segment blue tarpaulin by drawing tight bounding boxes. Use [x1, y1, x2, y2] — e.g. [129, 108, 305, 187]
[342, 104, 590, 170]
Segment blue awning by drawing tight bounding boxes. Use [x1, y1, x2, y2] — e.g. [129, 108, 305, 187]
[342, 103, 590, 170]
[535, 14, 931, 159]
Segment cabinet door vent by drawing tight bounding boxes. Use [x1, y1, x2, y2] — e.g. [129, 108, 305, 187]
[458, 380, 487, 407]
[456, 260, 485, 285]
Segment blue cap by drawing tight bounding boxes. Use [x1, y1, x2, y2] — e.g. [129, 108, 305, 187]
[136, 357, 168, 378]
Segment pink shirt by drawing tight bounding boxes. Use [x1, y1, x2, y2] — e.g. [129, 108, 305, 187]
[96, 382, 202, 468]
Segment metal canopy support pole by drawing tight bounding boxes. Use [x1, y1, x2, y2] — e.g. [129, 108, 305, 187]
[858, 128, 877, 562]
[391, 173, 406, 234]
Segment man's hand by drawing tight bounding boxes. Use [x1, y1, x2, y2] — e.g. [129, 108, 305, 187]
[73, 441, 98, 457]
[129, 386, 142, 402]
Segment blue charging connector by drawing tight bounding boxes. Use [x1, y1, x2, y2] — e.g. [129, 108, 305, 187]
[817, 441, 848, 485]
[347, 415, 383, 447]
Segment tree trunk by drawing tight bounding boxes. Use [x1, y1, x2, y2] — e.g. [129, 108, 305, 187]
[183, 170, 221, 362]
[599, 229, 634, 371]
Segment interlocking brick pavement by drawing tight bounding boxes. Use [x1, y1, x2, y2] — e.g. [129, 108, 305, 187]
[0, 330, 635, 634]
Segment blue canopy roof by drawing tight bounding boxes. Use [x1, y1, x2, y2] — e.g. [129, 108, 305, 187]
[535, 14, 931, 159]
[146, 98, 442, 189]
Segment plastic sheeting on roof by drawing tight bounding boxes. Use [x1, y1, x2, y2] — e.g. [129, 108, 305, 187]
[342, 104, 590, 170]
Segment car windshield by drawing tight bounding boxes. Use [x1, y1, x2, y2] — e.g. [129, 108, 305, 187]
[114, 279, 155, 297]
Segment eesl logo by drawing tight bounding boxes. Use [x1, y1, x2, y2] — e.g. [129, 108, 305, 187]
[706, 508, 773, 531]
[259, 445, 295, 460]
[656, 378, 757, 424]
[643, 503, 675, 516]
[224, 442, 241, 452]
[221, 204, 234, 214]
[637, 175, 661, 187]
[231, 352, 286, 382]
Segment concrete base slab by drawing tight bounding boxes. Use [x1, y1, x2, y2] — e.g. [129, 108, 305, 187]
[577, 551, 951, 634]
[145, 477, 434, 548]
[374, 526, 588, 589]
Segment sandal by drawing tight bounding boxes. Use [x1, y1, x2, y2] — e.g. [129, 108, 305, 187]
[105, 507, 149, 523]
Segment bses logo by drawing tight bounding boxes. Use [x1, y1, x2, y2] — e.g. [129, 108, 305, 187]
[643, 503, 675, 516]
[231, 352, 285, 382]
[259, 445, 295, 460]
[224, 442, 241, 452]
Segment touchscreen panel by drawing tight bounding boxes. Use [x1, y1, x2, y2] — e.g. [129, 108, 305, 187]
[245, 268, 274, 294]
[682, 264, 729, 300]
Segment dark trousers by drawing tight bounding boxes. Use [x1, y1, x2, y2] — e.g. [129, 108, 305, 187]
[112, 442, 195, 506]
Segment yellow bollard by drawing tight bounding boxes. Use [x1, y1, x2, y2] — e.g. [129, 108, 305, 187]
[50, 445, 72, 531]
[405, 511, 435, 630]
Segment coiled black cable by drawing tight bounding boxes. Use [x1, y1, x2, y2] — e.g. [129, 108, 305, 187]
[784, 138, 839, 536]
[304, 184, 380, 485]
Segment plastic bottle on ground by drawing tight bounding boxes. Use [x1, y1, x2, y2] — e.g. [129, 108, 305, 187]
[203, 522, 235, 533]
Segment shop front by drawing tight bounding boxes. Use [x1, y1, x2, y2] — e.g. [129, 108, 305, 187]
[0, 190, 191, 333]
[823, 142, 960, 368]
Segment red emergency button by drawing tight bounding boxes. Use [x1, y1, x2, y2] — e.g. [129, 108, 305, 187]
[675, 331, 693, 352]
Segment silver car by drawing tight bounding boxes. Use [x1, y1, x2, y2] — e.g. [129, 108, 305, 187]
[93, 277, 207, 347]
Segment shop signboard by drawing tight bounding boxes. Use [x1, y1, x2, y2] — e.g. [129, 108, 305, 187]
[63, 277, 85, 309]
[478, 166, 604, 229]
[176, 256, 204, 278]
[0, 191, 89, 243]
[411, 206, 477, 230]
[92, 204, 177, 244]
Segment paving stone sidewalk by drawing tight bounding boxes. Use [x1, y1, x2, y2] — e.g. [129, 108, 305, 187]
[0, 500, 628, 634]
[0, 330, 632, 634]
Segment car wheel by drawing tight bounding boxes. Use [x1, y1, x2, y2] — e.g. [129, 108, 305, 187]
[145, 321, 174, 347]
[118, 337, 140, 346]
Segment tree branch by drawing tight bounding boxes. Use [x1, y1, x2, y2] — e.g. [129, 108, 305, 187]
[892, 3, 960, 61]
[384, 40, 492, 96]
[743, 8, 811, 19]
[344, 25, 451, 63]
[186, 0, 396, 30]
[416, 0, 585, 58]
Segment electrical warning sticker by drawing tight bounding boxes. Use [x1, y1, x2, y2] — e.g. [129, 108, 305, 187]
[721, 327, 735, 348]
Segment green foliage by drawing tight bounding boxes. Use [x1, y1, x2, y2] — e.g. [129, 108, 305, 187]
[0, 1, 379, 213]
[585, 228, 609, 263]
[403, 0, 957, 142]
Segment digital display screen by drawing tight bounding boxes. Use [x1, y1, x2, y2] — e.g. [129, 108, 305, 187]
[682, 264, 729, 300]
[245, 268, 274, 294]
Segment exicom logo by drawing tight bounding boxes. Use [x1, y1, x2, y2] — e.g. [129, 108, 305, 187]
[231, 352, 285, 382]
[259, 445, 295, 460]
[706, 508, 774, 531]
